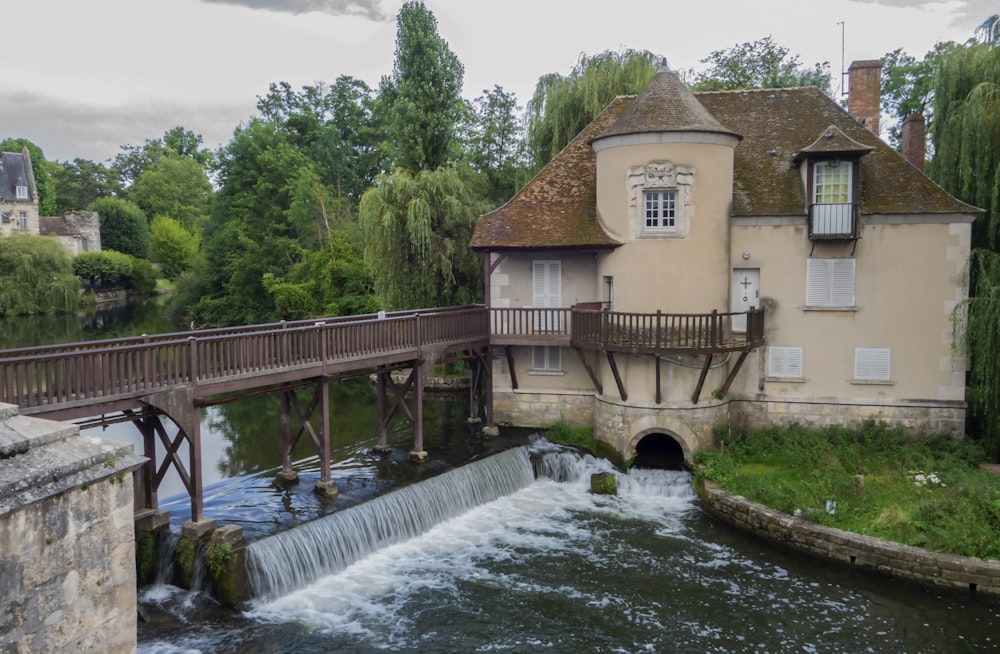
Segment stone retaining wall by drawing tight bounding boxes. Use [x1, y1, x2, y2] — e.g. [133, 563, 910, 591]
[0, 403, 145, 653]
[699, 482, 1000, 595]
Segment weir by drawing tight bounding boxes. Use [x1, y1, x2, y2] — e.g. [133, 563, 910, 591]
[247, 446, 537, 599]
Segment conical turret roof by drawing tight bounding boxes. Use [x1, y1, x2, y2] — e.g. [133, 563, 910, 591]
[595, 67, 741, 141]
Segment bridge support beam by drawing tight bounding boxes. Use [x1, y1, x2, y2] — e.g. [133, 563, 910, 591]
[137, 388, 212, 529]
[278, 381, 336, 498]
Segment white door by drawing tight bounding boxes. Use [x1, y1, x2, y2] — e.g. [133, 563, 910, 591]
[532, 260, 562, 331]
[731, 268, 760, 333]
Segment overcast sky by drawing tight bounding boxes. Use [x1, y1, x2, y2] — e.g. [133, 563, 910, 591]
[2, 0, 993, 164]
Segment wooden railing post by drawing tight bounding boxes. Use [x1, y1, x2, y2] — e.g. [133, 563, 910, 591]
[655, 310, 662, 352]
[316, 321, 327, 374]
[187, 336, 198, 390]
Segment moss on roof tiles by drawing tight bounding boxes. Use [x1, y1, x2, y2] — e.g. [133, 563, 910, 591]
[598, 68, 740, 141]
[696, 87, 976, 217]
[470, 97, 628, 250]
[472, 81, 978, 251]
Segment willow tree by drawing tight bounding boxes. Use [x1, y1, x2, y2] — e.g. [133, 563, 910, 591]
[526, 49, 659, 170]
[932, 19, 1000, 455]
[358, 166, 483, 310]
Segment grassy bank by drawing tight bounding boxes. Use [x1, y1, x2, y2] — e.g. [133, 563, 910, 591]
[694, 421, 1000, 560]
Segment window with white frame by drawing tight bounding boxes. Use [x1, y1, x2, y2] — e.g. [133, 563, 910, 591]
[806, 258, 855, 307]
[532, 346, 562, 372]
[627, 161, 694, 239]
[854, 347, 891, 381]
[15, 185, 28, 200]
[16, 212, 27, 231]
[813, 161, 852, 204]
[768, 346, 803, 379]
[644, 191, 676, 229]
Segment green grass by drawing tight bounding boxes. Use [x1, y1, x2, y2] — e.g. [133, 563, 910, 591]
[545, 419, 597, 455]
[695, 420, 1000, 559]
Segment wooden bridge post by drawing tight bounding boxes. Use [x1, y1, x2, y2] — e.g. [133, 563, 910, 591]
[314, 378, 337, 498]
[374, 371, 391, 453]
[409, 360, 427, 462]
[276, 391, 298, 485]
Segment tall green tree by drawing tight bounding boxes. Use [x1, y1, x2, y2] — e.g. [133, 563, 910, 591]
[256, 76, 381, 199]
[131, 157, 213, 230]
[526, 49, 659, 170]
[113, 126, 213, 189]
[0, 138, 56, 216]
[0, 235, 80, 316]
[927, 16, 1000, 456]
[689, 36, 831, 93]
[359, 166, 483, 309]
[89, 197, 150, 259]
[380, 1, 465, 172]
[48, 158, 121, 214]
[468, 85, 527, 206]
[880, 42, 959, 147]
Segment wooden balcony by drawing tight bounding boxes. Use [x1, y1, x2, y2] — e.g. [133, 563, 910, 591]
[490, 307, 765, 354]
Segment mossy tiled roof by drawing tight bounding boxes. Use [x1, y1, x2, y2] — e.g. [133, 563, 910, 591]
[471, 77, 977, 251]
[697, 87, 977, 217]
[469, 97, 628, 250]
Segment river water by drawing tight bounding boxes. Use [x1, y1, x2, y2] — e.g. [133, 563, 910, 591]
[4, 306, 1000, 652]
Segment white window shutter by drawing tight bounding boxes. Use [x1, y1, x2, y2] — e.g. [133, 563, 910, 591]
[806, 259, 830, 306]
[768, 347, 786, 377]
[786, 347, 803, 378]
[855, 348, 890, 380]
[831, 259, 856, 306]
[532, 346, 546, 370]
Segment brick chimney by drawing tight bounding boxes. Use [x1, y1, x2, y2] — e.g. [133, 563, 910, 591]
[848, 60, 881, 136]
[900, 113, 926, 171]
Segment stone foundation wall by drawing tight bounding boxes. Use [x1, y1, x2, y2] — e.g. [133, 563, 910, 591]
[700, 483, 1000, 595]
[0, 403, 145, 653]
[492, 389, 594, 428]
[730, 398, 966, 436]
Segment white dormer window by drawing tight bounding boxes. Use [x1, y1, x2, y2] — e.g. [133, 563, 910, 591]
[814, 161, 851, 204]
[15, 185, 28, 200]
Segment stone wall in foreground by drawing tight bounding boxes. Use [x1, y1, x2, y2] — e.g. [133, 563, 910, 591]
[699, 482, 1000, 595]
[0, 403, 145, 653]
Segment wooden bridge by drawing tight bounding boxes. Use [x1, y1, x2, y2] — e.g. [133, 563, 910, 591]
[0, 304, 764, 528]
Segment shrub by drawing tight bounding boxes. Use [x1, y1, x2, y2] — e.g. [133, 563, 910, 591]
[0, 235, 80, 316]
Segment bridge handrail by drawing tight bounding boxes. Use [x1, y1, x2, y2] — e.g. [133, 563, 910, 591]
[0, 306, 490, 411]
[0, 305, 487, 359]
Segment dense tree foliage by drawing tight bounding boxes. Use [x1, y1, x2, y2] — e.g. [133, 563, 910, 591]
[689, 36, 831, 93]
[0, 138, 57, 216]
[72, 250, 135, 287]
[113, 126, 213, 189]
[359, 166, 483, 309]
[131, 157, 213, 230]
[48, 158, 121, 214]
[925, 18, 1000, 456]
[0, 235, 80, 316]
[526, 49, 659, 170]
[89, 197, 150, 259]
[380, 1, 465, 171]
[467, 85, 527, 206]
[150, 216, 201, 280]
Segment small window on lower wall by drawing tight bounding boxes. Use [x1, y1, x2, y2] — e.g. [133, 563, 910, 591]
[532, 346, 562, 372]
[767, 346, 803, 379]
[854, 347, 891, 382]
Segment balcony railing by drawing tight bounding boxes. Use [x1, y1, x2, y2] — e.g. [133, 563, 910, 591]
[809, 202, 859, 240]
[490, 307, 764, 354]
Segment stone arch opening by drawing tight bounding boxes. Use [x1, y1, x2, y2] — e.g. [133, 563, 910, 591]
[632, 432, 686, 470]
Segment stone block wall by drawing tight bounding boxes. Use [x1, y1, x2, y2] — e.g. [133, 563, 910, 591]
[700, 483, 1000, 595]
[730, 398, 966, 436]
[492, 389, 594, 429]
[0, 403, 145, 653]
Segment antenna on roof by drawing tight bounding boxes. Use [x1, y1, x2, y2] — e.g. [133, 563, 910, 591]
[838, 21, 848, 97]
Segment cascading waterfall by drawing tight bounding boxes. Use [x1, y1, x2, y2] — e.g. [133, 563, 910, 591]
[247, 446, 537, 599]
